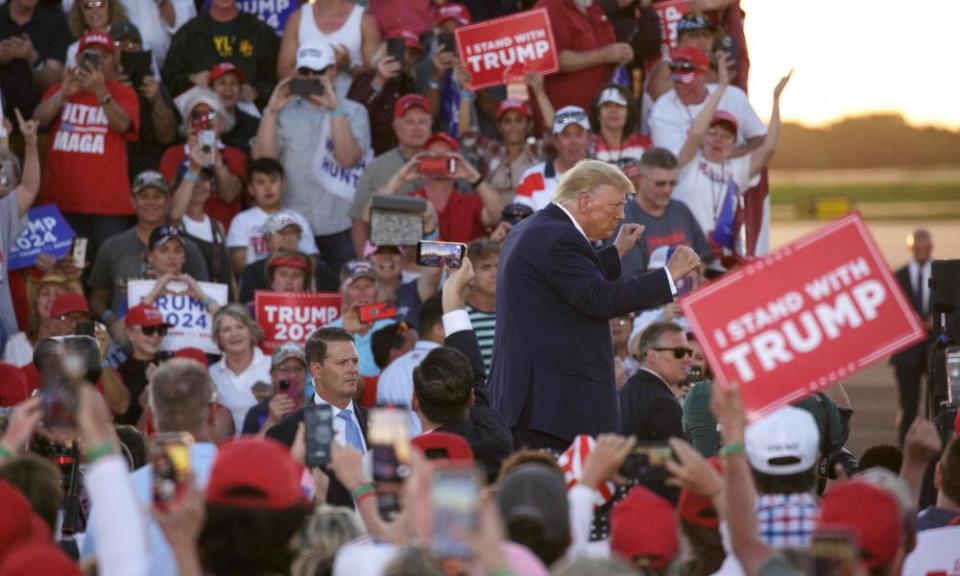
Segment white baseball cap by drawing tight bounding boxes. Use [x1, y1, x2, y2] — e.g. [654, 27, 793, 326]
[296, 41, 335, 72]
[597, 87, 628, 107]
[552, 106, 591, 135]
[745, 406, 819, 475]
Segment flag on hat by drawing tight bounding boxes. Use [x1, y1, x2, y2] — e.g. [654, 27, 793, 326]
[558, 435, 616, 506]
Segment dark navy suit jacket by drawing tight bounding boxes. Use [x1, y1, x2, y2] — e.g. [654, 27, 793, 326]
[890, 264, 932, 368]
[488, 203, 674, 441]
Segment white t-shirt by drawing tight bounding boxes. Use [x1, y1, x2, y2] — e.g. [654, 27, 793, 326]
[297, 3, 363, 97]
[226, 207, 320, 265]
[673, 152, 751, 267]
[210, 347, 273, 434]
[649, 84, 767, 154]
[515, 160, 563, 211]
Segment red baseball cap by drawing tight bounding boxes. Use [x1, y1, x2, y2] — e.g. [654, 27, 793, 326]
[0, 480, 51, 559]
[412, 432, 475, 462]
[125, 303, 170, 329]
[393, 93, 431, 119]
[206, 437, 309, 510]
[817, 481, 902, 569]
[267, 254, 310, 272]
[0, 542, 81, 576]
[209, 62, 246, 85]
[174, 347, 209, 367]
[424, 132, 459, 152]
[395, 30, 423, 52]
[50, 293, 89, 318]
[496, 99, 531, 121]
[610, 486, 679, 568]
[435, 2, 471, 26]
[670, 46, 710, 71]
[678, 457, 723, 529]
[710, 110, 739, 136]
[78, 31, 115, 54]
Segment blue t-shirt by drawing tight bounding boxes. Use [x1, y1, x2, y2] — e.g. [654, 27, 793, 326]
[326, 317, 396, 377]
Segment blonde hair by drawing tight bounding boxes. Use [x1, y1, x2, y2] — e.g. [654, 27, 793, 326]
[551, 159, 634, 205]
[212, 304, 264, 350]
[67, 0, 128, 38]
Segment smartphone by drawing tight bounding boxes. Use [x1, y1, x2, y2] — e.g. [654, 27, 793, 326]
[151, 432, 194, 510]
[34, 335, 102, 431]
[303, 404, 334, 468]
[418, 155, 457, 178]
[120, 49, 152, 88]
[289, 77, 324, 98]
[198, 129, 217, 153]
[431, 465, 481, 558]
[619, 442, 673, 482]
[946, 346, 960, 406]
[71, 237, 88, 270]
[438, 32, 456, 54]
[80, 50, 101, 71]
[0, 160, 13, 188]
[357, 302, 398, 324]
[38, 366, 80, 431]
[369, 406, 411, 483]
[811, 529, 858, 576]
[276, 378, 295, 400]
[417, 240, 467, 269]
[386, 37, 406, 68]
[75, 320, 95, 338]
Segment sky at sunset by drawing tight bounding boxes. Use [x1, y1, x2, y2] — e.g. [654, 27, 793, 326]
[741, 0, 960, 129]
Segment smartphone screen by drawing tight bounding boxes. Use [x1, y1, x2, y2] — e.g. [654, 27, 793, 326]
[289, 77, 324, 98]
[357, 302, 398, 324]
[418, 155, 456, 178]
[152, 432, 194, 510]
[811, 529, 858, 576]
[619, 442, 673, 482]
[303, 404, 334, 468]
[438, 32, 456, 54]
[416, 241, 467, 269]
[386, 37, 406, 67]
[369, 406, 410, 483]
[81, 50, 101, 71]
[431, 465, 480, 558]
[71, 237, 88, 270]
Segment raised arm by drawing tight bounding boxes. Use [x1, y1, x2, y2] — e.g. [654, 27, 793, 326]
[251, 77, 292, 160]
[527, 72, 555, 129]
[676, 54, 731, 168]
[13, 109, 39, 217]
[749, 71, 791, 178]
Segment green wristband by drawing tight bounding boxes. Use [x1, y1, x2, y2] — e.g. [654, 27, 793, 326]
[0, 445, 14, 459]
[351, 482, 375, 500]
[84, 440, 116, 463]
[719, 442, 745, 457]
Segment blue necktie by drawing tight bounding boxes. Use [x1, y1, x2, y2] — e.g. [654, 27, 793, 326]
[337, 409, 364, 453]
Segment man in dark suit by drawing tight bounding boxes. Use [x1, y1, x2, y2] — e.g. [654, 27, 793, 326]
[890, 229, 934, 445]
[267, 327, 368, 508]
[488, 160, 701, 450]
[619, 321, 691, 442]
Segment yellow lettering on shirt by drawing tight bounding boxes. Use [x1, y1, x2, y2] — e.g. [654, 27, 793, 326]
[213, 35, 234, 57]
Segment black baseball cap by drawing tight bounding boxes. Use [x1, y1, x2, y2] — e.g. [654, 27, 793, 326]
[110, 21, 142, 44]
[501, 203, 534, 226]
[149, 225, 185, 251]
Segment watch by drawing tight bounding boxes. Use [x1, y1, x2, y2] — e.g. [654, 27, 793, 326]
[101, 93, 113, 106]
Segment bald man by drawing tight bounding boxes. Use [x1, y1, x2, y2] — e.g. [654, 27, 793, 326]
[890, 229, 934, 445]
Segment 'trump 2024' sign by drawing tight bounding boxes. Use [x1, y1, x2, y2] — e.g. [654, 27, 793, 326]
[682, 213, 925, 418]
[255, 291, 342, 352]
[455, 8, 558, 91]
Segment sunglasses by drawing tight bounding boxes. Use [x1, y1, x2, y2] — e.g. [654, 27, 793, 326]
[554, 110, 588, 126]
[114, 39, 139, 51]
[82, 0, 105, 8]
[190, 110, 218, 122]
[653, 346, 694, 359]
[642, 175, 678, 188]
[141, 325, 169, 337]
[669, 61, 697, 73]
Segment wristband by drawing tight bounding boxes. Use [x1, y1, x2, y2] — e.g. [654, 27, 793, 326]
[487, 570, 514, 576]
[356, 488, 376, 506]
[84, 440, 116, 463]
[351, 482, 375, 500]
[460, 90, 476, 101]
[0, 445, 13, 459]
[470, 175, 484, 188]
[330, 107, 347, 118]
[719, 442, 745, 457]
[183, 170, 199, 183]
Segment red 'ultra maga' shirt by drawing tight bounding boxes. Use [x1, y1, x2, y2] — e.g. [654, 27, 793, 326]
[40, 82, 140, 216]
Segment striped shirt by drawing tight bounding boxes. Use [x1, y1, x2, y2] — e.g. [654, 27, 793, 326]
[466, 305, 496, 374]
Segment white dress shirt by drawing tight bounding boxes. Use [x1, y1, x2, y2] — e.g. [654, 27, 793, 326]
[908, 259, 932, 316]
[211, 347, 272, 434]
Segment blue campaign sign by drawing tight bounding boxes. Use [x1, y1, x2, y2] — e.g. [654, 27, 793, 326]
[8, 205, 76, 271]
[204, 0, 297, 36]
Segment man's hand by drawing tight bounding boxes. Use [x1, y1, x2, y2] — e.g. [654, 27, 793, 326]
[266, 77, 293, 114]
[0, 397, 43, 457]
[613, 223, 644, 258]
[8, 35, 37, 64]
[710, 382, 746, 444]
[666, 438, 724, 499]
[61, 68, 83, 98]
[902, 418, 942, 466]
[581, 434, 635, 488]
[15, 108, 38, 148]
[309, 75, 338, 110]
[76, 64, 108, 99]
[604, 42, 634, 65]
[488, 221, 512, 244]
[451, 152, 481, 184]
[341, 307, 371, 335]
[431, 51, 458, 80]
[333, 43, 351, 69]
[140, 75, 161, 103]
[267, 394, 296, 425]
[666, 245, 700, 281]
[442, 256, 475, 313]
[329, 441, 367, 491]
[374, 55, 402, 86]
[773, 69, 793, 101]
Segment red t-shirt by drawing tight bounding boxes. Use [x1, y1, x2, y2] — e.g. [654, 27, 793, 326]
[535, 0, 616, 112]
[0, 362, 29, 407]
[40, 82, 140, 216]
[159, 145, 247, 231]
[414, 188, 486, 244]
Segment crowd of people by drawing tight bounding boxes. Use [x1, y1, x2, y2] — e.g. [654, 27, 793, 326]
[0, 0, 956, 574]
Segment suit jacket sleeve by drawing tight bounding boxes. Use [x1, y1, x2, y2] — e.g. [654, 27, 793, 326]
[265, 409, 301, 447]
[647, 396, 685, 441]
[545, 230, 673, 321]
[598, 245, 622, 280]
[444, 329, 489, 406]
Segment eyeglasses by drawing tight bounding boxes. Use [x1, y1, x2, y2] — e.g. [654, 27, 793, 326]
[652, 346, 694, 359]
[114, 39, 139, 51]
[81, 0, 105, 9]
[190, 110, 218, 121]
[141, 325, 169, 337]
[276, 364, 306, 375]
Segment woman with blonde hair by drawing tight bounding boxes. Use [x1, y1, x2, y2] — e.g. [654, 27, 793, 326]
[65, 0, 129, 68]
[3, 272, 83, 367]
[209, 304, 271, 434]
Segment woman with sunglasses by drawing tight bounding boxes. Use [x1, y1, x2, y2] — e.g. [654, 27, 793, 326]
[159, 88, 245, 231]
[115, 302, 169, 426]
[456, 71, 554, 205]
[65, 0, 128, 68]
[2, 272, 83, 368]
[589, 83, 651, 170]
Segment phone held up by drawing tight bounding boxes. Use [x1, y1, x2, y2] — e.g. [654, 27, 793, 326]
[289, 77, 325, 98]
[152, 432, 194, 510]
[369, 405, 410, 519]
[417, 240, 467, 269]
[357, 302, 397, 325]
[430, 464, 481, 558]
[303, 404, 334, 468]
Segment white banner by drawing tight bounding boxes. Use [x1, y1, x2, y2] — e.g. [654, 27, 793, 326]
[127, 280, 229, 354]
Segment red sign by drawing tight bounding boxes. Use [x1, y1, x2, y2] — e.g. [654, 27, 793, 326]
[654, 0, 689, 58]
[455, 8, 558, 91]
[254, 291, 342, 352]
[681, 214, 926, 419]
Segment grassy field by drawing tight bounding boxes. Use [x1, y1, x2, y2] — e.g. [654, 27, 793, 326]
[770, 181, 959, 205]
